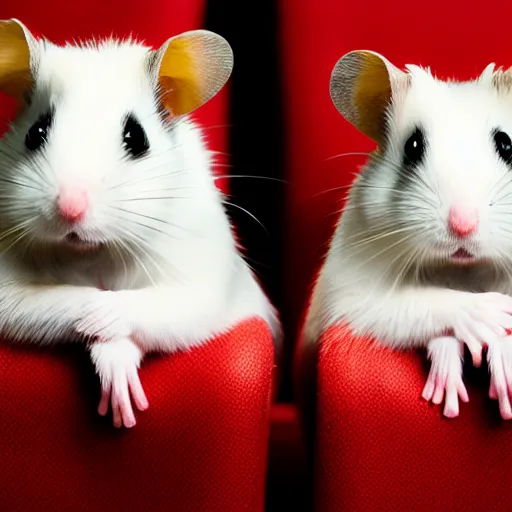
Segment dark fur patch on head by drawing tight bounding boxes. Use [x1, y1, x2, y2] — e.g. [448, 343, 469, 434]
[144, 48, 161, 81]
[394, 126, 428, 191]
[395, 160, 421, 191]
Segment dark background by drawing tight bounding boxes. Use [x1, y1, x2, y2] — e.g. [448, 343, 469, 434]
[205, 1, 292, 400]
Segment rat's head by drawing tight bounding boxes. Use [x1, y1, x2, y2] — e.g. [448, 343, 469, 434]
[0, 19, 232, 253]
[331, 50, 512, 268]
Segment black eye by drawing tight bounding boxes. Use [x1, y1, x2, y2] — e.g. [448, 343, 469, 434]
[122, 115, 149, 158]
[403, 127, 426, 167]
[25, 110, 54, 151]
[493, 130, 512, 164]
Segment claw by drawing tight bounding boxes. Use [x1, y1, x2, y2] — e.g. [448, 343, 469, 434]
[432, 374, 447, 405]
[487, 338, 512, 420]
[111, 391, 122, 428]
[421, 375, 435, 402]
[458, 381, 469, 403]
[489, 380, 497, 400]
[128, 371, 149, 411]
[98, 389, 110, 416]
[467, 342, 483, 368]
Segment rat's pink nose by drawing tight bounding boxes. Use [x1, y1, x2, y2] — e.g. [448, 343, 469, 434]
[448, 205, 479, 237]
[57, 188, 89, 223]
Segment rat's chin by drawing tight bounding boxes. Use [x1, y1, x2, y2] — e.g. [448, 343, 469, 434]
[64, 232, 104, 252]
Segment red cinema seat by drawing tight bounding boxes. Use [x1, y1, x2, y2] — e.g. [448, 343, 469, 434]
[281, 0, 512, 510]
[0, 3, 273, 511]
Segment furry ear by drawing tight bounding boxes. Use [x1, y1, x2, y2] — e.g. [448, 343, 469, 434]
[0, 19, 38, 101]
[330, 50, 409, 145]
[148, 30, 233, 116]
[479, 62, 495, 84]
[490, 64, 512, 92]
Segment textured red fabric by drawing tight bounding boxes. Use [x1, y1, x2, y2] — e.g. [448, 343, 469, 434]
[0, 317, 274, 511]
[315, 326, 512, 511]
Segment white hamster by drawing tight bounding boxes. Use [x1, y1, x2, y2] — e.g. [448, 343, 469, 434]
[0, 19, 280, 428]
[304, 49, 512, 420]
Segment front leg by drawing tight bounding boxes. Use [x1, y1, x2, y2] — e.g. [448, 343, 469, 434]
[343, 286, 512, 365]
[77, 285, 229, 427]
[77, 285, 230, 352]
[0, 282, 146, 427]
[78, 280, 271, 426]
[0, 281, 116, 344]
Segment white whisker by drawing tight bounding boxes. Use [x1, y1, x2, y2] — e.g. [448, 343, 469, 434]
[222, 201, 268, 234]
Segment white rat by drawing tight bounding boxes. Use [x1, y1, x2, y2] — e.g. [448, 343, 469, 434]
[0, 19, 280, 428]
[304, 49, 512, 420]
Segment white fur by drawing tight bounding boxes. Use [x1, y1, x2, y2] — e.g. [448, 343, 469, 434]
[305, 62, 512, 418]
[0, 35, 280, 427]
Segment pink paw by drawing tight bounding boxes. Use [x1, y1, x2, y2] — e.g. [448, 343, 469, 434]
[89, 338, 148, 428]
[487, 336, 512, 420]
[422, 336, 469, 418]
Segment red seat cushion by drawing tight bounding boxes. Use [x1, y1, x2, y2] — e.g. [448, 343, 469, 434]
[315, 325, 512, 511]
[0, 318, 274, 511]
